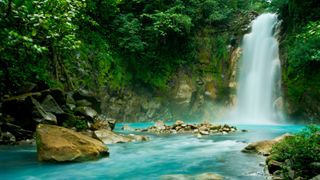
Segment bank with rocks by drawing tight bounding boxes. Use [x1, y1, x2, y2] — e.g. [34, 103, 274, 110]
[0, 88, 116, 145]
[242, 129, 320, 180]
[0, 87, 151, 162]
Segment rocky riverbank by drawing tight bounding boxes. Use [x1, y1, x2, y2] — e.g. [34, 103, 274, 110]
[0, 86, 240, 164]
[0, 88, 116, 145]
[242, 133, 320, 180]
[242, 134, 293, 179]
[0, 87, 151, 162]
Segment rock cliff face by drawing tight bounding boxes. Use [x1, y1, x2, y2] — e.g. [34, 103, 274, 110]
[98, 45, 243, 122]
[95, 13, 256, 123]
[99, 71, 221, 122]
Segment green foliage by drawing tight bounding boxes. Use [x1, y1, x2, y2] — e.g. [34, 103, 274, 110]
[287, 21, 320, 74]
[0, 0, 275, 93]
[295, 21, 320, 60]
[0, 0, 85, 92]
[110, 0, 245, 89]
[62, 117, 88, 131]
[271, 0, 320, 118]
[74, 31, 129, 90]
[271, 0, 320, 31]
[143, 9, 192, 37]
[113, 13, 145, 53]
[271, 125, 320, 179]
[202, 0, 232, 24]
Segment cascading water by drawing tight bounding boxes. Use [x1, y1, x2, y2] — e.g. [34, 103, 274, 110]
[234, 13, 282, 124]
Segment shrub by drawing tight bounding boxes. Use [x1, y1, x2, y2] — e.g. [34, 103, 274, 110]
[62, 117, 88, 131]
[271, 125, 320, 179]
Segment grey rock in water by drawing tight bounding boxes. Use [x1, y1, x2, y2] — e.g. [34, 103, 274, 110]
[174, 120, 185, 126]
[161, 173, 223, 180]
[127, 134, 150, 142]
[92, 129, 149, 144]
[93, 129, 131, 144]
[154, 120, 166, 130]
[121, 125, 136, 131]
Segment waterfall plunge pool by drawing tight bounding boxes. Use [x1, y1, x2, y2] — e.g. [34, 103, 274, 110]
[0, 124, 304, 180]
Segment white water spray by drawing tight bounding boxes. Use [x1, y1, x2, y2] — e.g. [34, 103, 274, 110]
[233, 13, 282, 124]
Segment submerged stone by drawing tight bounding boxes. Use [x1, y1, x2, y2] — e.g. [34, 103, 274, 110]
[161, 173, 223, 180]
[93, 129, 131, 144]
[311, 175, 320, 180]
[154, 120, 166, 130]
[121, 124, 136, 131]
[93, 129, 149, 144]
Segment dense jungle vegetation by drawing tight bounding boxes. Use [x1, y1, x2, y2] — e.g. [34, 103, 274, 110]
[270, 0, 320, 119]
[0, 0, 319, 120]
[0, 0, 268, 93]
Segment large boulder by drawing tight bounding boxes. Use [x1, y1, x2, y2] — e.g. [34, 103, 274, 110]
[31, 97, 57, 125]
[36, 124, 109, 162]
[41, 95, 64, 115]
[2, 89, 65, 130]
[92, 115, 116, 131]
[0, 123, 33, 141]
[74, 106, 98, 121]
[73, 90, 101, 113]
[39, 88, 65, 106]
[0, 131, 16, 145]
[242, 133, 293, 156]
[2, 93, 41, 117]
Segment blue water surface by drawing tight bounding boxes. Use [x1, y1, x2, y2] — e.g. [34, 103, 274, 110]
[0, 124, 305, 180]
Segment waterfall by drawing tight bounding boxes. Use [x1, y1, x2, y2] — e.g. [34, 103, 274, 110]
[234, 13, 282, 124]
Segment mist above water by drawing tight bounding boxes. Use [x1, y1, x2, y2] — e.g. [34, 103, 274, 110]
[232, 13, 282, 124]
